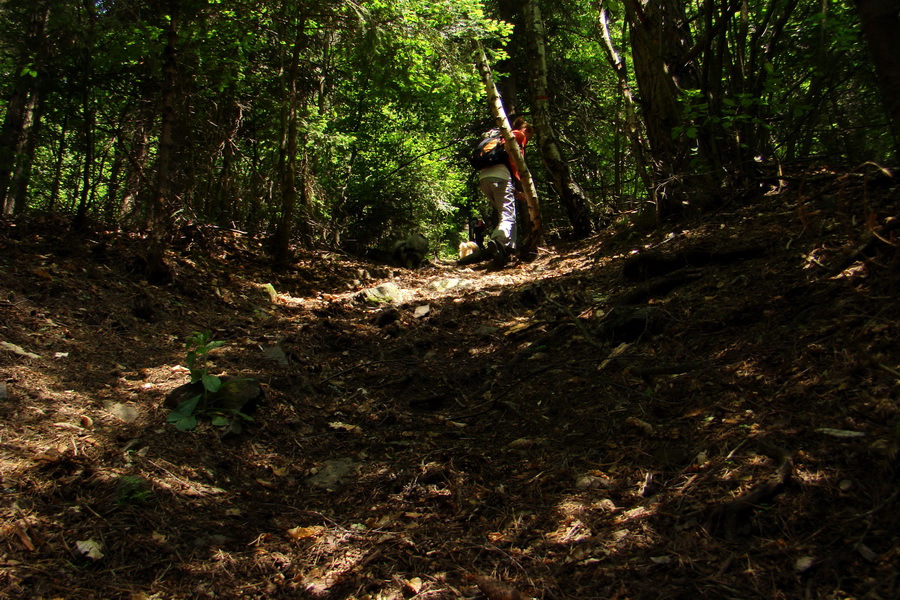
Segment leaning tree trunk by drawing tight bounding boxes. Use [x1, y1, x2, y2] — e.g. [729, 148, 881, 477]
[474, 41, 543, 255]
[523, 0, 593, 238]
[854, 0, 900, 161]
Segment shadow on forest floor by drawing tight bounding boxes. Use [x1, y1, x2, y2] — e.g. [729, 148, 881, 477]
[1, 168, 898, 600]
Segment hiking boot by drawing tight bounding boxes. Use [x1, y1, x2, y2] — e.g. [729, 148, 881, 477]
[457, 247, 491, 266]
[487, 238, 510, 268]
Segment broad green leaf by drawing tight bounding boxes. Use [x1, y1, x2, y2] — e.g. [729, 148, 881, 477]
[175, 416, 198, 431]
[167, 395, 201, 422]
[202, 374, 222, 393]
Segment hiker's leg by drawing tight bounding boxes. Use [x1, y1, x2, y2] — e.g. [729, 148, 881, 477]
[479, 177, 516, 250]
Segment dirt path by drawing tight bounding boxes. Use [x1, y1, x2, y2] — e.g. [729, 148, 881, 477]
[1, 177, 898, 599]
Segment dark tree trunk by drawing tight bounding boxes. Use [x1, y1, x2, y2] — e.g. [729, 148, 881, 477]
[73, 43, 96, 229]
[10, 82, 44, 214]
[0, 2, 50, 215]
[523, 0, 593, 238]
[597, 3, 654, 206]
[0, 80, 31, 215]
[624, 0, 693, 220]
[272, 16, 306, 269]
[218, 101, 242, 227]
[143, 6, 181, 281]
[48, 109, 70, 213]
[854, 0, 900, 160]
[117, 123, 149, 227]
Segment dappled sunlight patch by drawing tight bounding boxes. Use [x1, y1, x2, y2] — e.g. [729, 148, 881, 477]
[733, 358, 765, 380]
[545, 500, 594, 545]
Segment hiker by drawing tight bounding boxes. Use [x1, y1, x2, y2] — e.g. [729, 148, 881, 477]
[466, 117, 533, 267]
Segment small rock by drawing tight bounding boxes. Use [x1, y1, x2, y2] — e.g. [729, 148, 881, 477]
[261, 283, 278, 302]
[595, 498, 617, 512]
[263, 345, 290, 366]
[358, 282, 405, 305]
[103, 401, 139, 423]
[856, 543, 879, 562]
[430, 278, 465, 292]
[576, 475, 611, 490]
[508, 437, 538, 449]
[307, 458, 358, 489]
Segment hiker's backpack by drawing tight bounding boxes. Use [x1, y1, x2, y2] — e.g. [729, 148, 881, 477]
[468, 129, 508, 170]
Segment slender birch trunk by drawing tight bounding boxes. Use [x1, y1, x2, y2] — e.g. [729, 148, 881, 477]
[474, 41, 543, 255]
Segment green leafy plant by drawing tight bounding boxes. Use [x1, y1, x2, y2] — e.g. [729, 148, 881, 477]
[116, 475, 153, 505]
[167, 332, 255, 431]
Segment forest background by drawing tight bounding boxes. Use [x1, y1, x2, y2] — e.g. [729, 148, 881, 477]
[2, 0, 898, 262]
[2, 2, 900, 599]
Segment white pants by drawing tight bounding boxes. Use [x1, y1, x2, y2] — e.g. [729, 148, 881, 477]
[479, 177, 517, 250]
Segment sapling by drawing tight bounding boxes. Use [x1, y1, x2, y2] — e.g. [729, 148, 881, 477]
[167, 332, 256, 431]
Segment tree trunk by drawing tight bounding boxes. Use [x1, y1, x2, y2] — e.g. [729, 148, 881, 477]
[272, 17, 306, 269]
[623, 0, 691, 220]
[854, 0, 900, 160]
[0, 2, 51, 215]
[523, 0, 593, 238]
[495, 0, 524, 118]
[0, 79, 30, 215]
[10, 82, 44, 214]
[474, 41, 543, 255]
[73, 49, 96, 229]
[144, 6, 180, 280]
[48, 109, 70, 213]
[118, 123, 149, 227]
[597, 3, 654, 206]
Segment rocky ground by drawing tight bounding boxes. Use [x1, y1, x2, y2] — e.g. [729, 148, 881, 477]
[0, 167, 898, 600]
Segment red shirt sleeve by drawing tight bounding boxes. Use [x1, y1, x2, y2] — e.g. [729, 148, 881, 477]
[508, 129, 528, 180]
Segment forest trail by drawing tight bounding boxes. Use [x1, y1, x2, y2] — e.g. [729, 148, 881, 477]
[1, 171, 898, 600]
